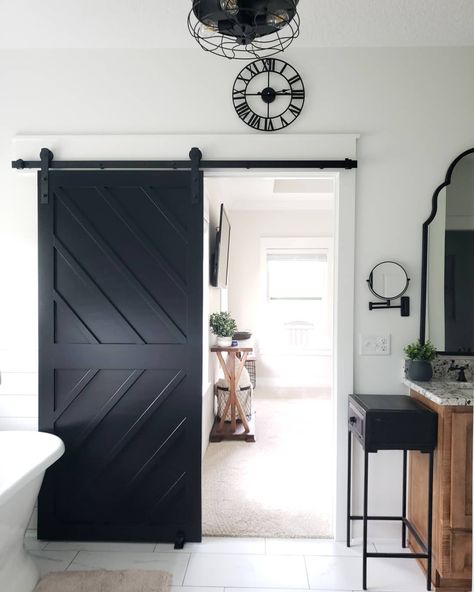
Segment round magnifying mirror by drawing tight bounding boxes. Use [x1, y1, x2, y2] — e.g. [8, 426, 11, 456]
[367, 261, 409, 300]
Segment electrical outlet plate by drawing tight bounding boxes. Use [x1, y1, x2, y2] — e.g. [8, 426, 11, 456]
[360, 334, 391, 356]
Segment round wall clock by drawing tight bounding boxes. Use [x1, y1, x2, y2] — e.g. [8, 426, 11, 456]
[232, 58, 305, 132]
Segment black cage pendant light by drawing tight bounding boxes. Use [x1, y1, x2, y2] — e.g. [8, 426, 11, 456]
[188, 0, 300, 60]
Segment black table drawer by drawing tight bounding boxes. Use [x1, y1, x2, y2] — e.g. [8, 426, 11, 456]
[348, 394, 437, 453]
[348, 405, 365, 442]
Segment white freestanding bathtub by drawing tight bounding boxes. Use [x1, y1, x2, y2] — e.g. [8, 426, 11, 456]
[0, 431, 65, 592]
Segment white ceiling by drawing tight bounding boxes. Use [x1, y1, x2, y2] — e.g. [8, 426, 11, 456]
[1, 1, 474, 49]
[205, 176, 335, 211]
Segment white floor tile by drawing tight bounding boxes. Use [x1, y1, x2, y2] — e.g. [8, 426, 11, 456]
[155, 537, 265, 555]
[28, 508, 38, 529]
[29, 550, 79, 576]
[266, 538, 376, 557]
[372, 541, 411, 555]
[67, 551, 189, 585]
[152, 542, 180, 553]
[171, 588, 224, 592]
[225, 589, 333, 592]
[187, 537, 266, 554]
[45, 541, 155, 552]
[184, 553, 308, 589]
[305, 554, 426, 591]
[24, 533, 48, 551]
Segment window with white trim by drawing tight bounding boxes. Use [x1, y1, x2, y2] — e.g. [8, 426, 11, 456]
[263, 248, 331, 351]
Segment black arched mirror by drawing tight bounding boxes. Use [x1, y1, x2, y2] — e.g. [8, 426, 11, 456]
[367, 261, 410, 316]
[420, 148, 474, 354]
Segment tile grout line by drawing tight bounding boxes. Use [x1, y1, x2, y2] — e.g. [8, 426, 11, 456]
[181, 549, 193, 586]
[303, 554, 311, 590]
[64, 550, 80, 571]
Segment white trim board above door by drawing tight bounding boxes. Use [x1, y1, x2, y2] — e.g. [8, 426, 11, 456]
[11, 133, 357, 542]
[12, 133, 358, 162]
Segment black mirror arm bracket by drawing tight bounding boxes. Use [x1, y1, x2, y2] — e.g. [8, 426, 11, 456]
[368, 296, 410, 317]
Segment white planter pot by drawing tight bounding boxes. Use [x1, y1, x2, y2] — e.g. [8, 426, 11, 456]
[216, 336, 232, 347]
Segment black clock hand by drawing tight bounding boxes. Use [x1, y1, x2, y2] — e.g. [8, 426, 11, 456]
[267, 89, 291, 96]
[245, 89, 291, 96]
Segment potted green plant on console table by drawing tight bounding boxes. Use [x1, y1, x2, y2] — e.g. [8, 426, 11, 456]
[403, 339, 437, 381]
[209, 312, 237, 348]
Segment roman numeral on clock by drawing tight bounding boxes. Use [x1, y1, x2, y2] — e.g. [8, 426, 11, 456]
[291, 89, 305, 100]
[235, 101, 251, 119]
[248, 113, 262, 130]
[236, 72, 251, 83]
[246, 61, 262, 77]
[288, 74, 302, 86]
[232, 88, 246, 99]
[289, 103, 302, 117]
[263, 59, 276, 72]
[264, 118, 275, 132]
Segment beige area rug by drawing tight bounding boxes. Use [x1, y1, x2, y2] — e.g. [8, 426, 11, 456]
[203, 387, 333, 538]
[34, 570, 171, 592]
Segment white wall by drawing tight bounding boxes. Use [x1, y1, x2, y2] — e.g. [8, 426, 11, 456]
[1, 47, 474, 534]
[226, 209, 334, 387]
[202, 193, 222, 455]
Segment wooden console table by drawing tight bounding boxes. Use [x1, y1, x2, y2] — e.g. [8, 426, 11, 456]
[209, 346, 256, 443]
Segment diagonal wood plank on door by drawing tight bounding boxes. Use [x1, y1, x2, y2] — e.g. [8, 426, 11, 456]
[56, 188, 186, 343]
[95, 186, 187, 295]
[54, 237, 146, 344]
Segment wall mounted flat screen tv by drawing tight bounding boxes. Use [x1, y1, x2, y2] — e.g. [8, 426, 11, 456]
[211, 204, 231, 288]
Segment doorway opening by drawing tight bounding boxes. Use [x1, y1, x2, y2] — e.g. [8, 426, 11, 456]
[202, 173, 336, 538]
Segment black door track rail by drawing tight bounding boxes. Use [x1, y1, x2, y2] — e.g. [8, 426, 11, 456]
[12, 149, 358, 175]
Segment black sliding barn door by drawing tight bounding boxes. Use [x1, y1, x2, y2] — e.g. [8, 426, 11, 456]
[38, 170, 203, 543]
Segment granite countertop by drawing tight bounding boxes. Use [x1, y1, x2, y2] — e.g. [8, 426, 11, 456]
[404, 378, 474, 406]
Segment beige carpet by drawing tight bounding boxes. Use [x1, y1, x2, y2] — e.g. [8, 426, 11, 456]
[203, 387, 333, 538]
[34, 570, 171, 592]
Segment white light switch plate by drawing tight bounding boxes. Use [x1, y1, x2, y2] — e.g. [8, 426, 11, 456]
[360, 334, 391, 355]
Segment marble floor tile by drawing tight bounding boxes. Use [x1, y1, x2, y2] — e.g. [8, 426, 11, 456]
[45, 540, 155, 552]
[24, 534, 48, 551]
[27, 535, 427, 592]
[266, 538, 376, 557]
[184, 553, 308, 589]
[306, 554, 426, 591]
[155, 536, 265, 555]
[171, 588, 224, 592]
[28, 550, 79, 576]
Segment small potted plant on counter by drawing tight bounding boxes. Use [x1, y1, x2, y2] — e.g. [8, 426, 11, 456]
[209, 312, 237, 348]
[403, 339, 437, 381]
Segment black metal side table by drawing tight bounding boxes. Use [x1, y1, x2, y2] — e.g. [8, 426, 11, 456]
[347, 394, 437, 591]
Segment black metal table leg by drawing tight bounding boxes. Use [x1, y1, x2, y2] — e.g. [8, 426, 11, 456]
[347, 430, 352, 547]
[402, 450, 407, 548]
[426, 451, 434, 591]
[363, 449, 369, 590]
[347, 394, 437, 591]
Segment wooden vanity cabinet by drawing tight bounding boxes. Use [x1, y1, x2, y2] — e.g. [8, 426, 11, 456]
[408, 389, 472, 591]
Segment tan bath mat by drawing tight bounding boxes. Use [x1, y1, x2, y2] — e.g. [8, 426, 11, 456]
[34, 570, 172, 592]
